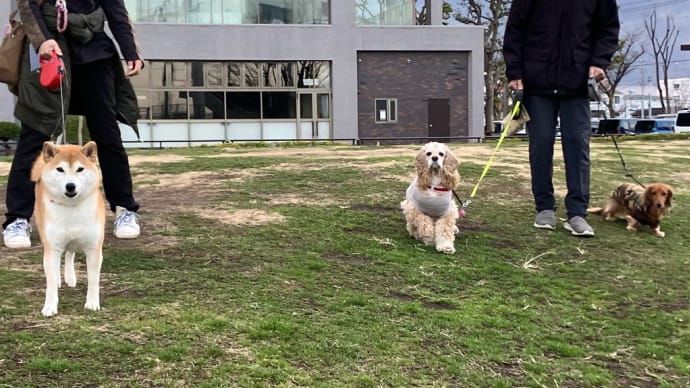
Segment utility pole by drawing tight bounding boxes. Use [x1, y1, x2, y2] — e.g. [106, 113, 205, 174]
[640, 68, 646, 119]
[648, 76, 653, 118]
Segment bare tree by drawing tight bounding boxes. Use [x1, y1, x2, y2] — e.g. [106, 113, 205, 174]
[596, 31, 646, 118]
[454, 0, 511, 134]
[644, 10, 680, 113]
[416, 1, 454, 25]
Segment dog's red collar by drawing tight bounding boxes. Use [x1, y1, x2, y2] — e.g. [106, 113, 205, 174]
[429, 186, 450, 192]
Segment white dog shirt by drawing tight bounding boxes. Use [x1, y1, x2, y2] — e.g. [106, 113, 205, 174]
[405, 177, 454, 218]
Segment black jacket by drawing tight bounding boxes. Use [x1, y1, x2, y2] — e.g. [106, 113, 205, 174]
[503, 0, 620, 97]
[15, 0, 141, 137]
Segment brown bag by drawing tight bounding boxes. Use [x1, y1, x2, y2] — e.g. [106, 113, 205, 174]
[0, 11, 26, 90]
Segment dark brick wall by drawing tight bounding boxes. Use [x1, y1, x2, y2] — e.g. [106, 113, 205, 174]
[356, 51, 469, 142]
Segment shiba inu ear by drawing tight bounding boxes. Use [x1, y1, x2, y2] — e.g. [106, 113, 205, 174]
[42, 142, 58, 163]
[81, 141, 98, 163]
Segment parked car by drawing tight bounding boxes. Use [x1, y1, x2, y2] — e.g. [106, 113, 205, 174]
[595, 118, 637, 135]
[633, 119, 675, 135]
[674, 111, 690, 133]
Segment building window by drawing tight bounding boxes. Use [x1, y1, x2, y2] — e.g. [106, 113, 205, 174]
[126, 0, 330, 25]
[375, 98, 397, 123]
[263, 92, 297, 118]
[226, 91, 261, 119]
[263, 62, 295, 88]
[355, 0, 415, 25]
[134, 60, 330, 121]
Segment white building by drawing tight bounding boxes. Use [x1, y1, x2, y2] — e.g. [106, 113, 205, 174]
[1, 1, 485, 147]
[618, 77, 690, 117]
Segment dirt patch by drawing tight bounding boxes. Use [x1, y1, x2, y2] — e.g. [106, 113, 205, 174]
[191, 207, 285, 226]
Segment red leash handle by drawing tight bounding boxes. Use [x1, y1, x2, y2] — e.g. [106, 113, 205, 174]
[39, 50, 65, 90]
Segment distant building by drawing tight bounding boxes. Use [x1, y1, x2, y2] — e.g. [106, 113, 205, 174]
[616, 78, 690, 117]
[1, 1, 485, 147]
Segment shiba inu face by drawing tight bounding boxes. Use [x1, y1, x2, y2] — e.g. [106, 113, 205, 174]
[34, 142, 101, 204]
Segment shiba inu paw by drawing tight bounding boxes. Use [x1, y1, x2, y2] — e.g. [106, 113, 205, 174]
[436, 242, 455, 254]
[65, 273, 77, 288]
[84, 300, 101, 312]
[42, 304, 58, 317]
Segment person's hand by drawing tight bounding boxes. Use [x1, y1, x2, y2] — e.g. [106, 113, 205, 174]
[589, 66, 605, 81]
[508, 79, 523, 90]
[125, 59, 143, 77]
[38, 39, 62, 59]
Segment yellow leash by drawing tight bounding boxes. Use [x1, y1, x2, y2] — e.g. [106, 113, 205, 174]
[465, 92, 523, 206]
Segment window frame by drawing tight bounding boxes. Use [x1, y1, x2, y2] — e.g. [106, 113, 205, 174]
[374, 98, 397, 123]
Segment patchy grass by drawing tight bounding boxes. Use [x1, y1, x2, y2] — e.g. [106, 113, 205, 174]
[0, 140, 688, 387]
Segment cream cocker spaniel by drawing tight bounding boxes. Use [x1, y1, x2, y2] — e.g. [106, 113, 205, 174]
[400, 142, 460, 254]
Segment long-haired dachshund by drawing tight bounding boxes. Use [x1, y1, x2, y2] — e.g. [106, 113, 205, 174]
[588, 182, 673, 237]
[400, 142, 460, 254]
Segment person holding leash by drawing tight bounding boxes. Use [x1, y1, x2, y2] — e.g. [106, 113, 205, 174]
[3, 0, 143, 248]
[502, 0, 620, 236]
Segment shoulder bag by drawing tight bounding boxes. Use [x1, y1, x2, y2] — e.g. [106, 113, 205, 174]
[0, 11, 26, 93]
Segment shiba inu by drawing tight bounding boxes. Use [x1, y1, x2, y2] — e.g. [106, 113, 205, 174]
[32, 141, 105, 317]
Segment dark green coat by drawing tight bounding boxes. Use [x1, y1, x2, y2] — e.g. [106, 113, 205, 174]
[13, 39, 140, 139]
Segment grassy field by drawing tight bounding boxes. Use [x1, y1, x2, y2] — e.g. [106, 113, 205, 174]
[0, 138, 688, 387]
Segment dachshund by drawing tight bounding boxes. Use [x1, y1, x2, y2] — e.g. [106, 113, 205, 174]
[588, 182, 673, 237]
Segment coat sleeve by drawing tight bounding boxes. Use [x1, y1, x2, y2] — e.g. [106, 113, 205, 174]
[502, 0, 531, 82]
[100, 0, 144, 62]
[17, 0, 51, 51]
[590, 0, 620, 70]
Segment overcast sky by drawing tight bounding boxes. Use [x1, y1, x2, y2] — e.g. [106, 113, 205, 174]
[617, 0, 690, 85]
[439, 0, 690, 86]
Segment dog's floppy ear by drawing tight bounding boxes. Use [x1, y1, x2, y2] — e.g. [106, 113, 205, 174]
[41, 141, 58, 163]
[81, 141, 98, 163]
[441, 146, 460, 189]
[415, 147, 432, 188]
[665, 185, 673, 211]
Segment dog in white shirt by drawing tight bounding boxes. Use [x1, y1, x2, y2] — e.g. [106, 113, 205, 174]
[400, 142, 460, 254]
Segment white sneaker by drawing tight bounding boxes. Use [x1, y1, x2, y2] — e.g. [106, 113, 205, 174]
[3, 218, 32, 248]
[114, 206, 140, 239]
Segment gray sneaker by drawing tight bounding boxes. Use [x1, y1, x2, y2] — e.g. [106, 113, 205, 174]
[563, 216, 594, 237]
[533, 210, 557, 230]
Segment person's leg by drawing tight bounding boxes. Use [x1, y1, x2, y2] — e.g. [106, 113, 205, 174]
[3, 123, 50, 229]
[559, 96, 594, 236]
[71, 59, 139, 213]
[559, 97, 591, 219]
[524, 95, 559, 213]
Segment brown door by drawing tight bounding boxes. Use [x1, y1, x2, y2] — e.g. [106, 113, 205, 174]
[428, 99, 450, 141]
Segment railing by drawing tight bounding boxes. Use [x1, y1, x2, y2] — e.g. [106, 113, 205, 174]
[0, 135, 535, 155]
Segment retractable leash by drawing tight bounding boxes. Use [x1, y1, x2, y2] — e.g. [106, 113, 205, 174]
[589, 76, 646, 189]
[40, 50, 67, 143]
[453, 90, 524, 217]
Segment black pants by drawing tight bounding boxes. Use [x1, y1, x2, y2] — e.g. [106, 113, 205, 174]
[3, 59, 139, 229]
[524, 95, 591, 219]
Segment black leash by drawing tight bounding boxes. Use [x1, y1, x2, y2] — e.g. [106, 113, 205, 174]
[609, 134, 645, 189]
[589, 75, 646, 189]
